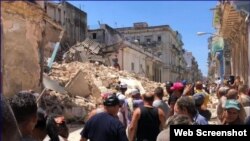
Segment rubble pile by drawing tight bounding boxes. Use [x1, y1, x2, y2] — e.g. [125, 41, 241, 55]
[39, 91, 96, 122]
[49, 61, 164, 94]
[45, 61, 165, 122]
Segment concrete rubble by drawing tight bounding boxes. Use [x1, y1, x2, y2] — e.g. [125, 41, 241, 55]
[63, 38, 115, 66]
[49, 62, 165, 94]
[43, 61, 220, 123]
[43, 61, 164, 122]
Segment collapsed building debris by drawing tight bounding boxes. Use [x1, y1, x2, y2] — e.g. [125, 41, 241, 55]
[62, 36, 125, 67]
[63, 38, 117, 65]
[49, 62, 164, 95]
[43, 61, 165, 121]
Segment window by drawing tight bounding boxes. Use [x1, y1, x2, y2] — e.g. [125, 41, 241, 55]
[92, 33, 97, 39]
[146, 38, 151, 43]
[131, 62, 135, 71]
[158, 36, 161, 42]
[140, 64, 143, 71]
[58, 9, 61, 23]
[54, 8, 56, 20]
[144, 35, 152, 43]
[63, 10, 66, 25]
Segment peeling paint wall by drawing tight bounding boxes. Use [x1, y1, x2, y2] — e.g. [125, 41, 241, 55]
[1, 2, 46, 97]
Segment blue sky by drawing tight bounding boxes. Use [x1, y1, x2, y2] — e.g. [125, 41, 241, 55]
[69, 1, 218, 77]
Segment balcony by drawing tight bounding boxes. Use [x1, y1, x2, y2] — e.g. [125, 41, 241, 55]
[220, 3, 241, 38]
[140, 41, 160, 47]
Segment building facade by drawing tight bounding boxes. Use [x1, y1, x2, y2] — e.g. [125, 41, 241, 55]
[116, 22, 187, 82]
[88, 22, 202, 83]
[46, 1, 87, 47]
[183, 52, 202, 82]
[88, 24, 164, 82]
[118, 41, 164, 82]
[183, 51, 193, 82]
[212, 1, 249, 86]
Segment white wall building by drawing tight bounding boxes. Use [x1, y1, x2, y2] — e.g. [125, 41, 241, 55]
[116, 22, 185, 82]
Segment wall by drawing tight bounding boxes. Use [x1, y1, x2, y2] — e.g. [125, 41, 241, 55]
[116, 41, 163, 82]
[2, 2, 45, 97]
[145, 58, 154, 80]
[46, 2, 87, 47]
[117, 25, 188, 82]
[184, 52, 192, 68]
[121, 47, 146, 77]
[88, 29, 105, 43]
[1, 1, 63, 98]
[117, 26, 174, 82]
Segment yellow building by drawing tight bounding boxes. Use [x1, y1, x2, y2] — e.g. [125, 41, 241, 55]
[214, 1, 249, 86]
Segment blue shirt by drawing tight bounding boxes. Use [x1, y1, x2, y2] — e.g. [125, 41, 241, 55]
[80, 112, 128, 141]
[193, 113, 209, 125]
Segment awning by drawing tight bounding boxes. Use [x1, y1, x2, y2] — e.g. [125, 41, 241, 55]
[211, 36, 224, 56]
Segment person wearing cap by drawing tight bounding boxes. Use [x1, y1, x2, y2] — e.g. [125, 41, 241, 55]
[165, 81, 173, 96]
[116, 82, 129, 126]
[87, 92, 127, 126]
[87, 92, 113, 120]
[119, 82, 128, 95]
[168, 82, 184, 116]
[165, 81, 173, 108]
[124, 89, 143, 128]
[193, 93, 211, 121]
[128, 92, 166, 141]
[221, 99, 244, 125]
[80, 95, 128, 141]
[117, 93, 127, 127]
[226, 89, 247, 123]
[182, 80, 187, 86]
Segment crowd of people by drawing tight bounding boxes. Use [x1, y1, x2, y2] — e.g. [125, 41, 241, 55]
[2, 76, 250, 141]
[1, 91, 69, 141]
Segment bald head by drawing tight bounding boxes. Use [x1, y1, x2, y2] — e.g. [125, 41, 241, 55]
[226, 89, 238, 100]
[142, 92, 154, 102]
